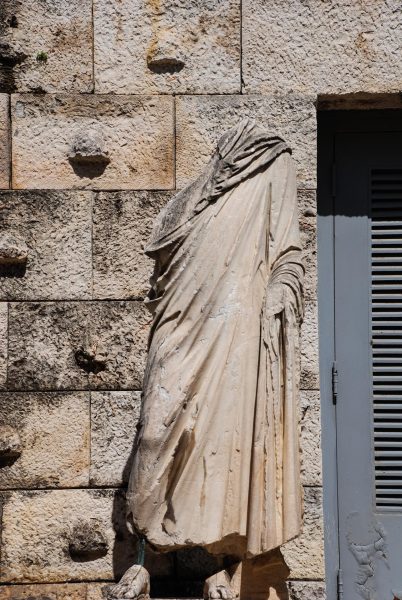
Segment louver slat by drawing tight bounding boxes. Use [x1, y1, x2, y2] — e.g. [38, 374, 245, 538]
[372, 169, 402, 510]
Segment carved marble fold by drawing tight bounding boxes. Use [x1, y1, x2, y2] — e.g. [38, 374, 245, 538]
[127, 118, 304, 558]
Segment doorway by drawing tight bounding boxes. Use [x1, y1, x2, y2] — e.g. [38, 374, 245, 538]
[318, 110, 402, 600]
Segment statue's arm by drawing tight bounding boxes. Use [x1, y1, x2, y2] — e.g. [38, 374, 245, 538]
[264, 153, 304, 320]
[265, 258, 304, 318]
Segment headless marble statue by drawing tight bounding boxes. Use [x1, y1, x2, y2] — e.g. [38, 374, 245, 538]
[109, 118, 304, 600]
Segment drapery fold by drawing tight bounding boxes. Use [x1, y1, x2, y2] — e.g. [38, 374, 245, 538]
[127, 118, 304, 557]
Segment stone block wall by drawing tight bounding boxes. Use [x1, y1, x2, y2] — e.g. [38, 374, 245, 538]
[1, 0, 400, 597]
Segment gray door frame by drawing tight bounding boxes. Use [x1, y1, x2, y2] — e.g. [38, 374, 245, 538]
[317, 110, 402, 600]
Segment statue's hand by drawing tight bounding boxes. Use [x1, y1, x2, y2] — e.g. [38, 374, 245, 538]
[265, 282, 285, 317]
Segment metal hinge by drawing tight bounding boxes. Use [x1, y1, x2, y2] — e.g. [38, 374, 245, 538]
[337, 568, 344, 600]
[332, 361, 338, 405]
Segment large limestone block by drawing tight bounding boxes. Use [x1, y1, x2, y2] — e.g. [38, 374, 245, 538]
[93, 0, 240, 94]
[90, 391, 141, 486]
[243, 0, 402, 95]
[298, 190, 316, 301]
[0, 94, 10, 188]
[0, 489, 138, 583]
[0, 0, 92, 93]
[0, 302, 7, 387]
[0, 583, 87, 599]
[0, 392, 90, 489]
[300, 302, 319, 390]
[287, 581, 326, 600]
[11, 95, 174, 190]
[176, 95, 316, 188]
[93, 191, 172, 300]
[0, 588, 198, 600]
[7, 302, 149, 391]
[299, 391, 321, 487]
[0, 191, 91, 300]
[86, 585, 109, 600]
[282, 487, 324, 580]
[87, 586, 188, 600]
[87, 584, 114, 600]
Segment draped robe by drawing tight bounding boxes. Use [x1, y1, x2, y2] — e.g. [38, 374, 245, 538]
[127, 119, 304, 558]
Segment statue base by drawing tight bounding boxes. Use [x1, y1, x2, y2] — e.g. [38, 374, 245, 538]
[107, 548, 289, 600]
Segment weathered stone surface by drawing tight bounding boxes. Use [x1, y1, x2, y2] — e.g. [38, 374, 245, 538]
[90, 391, 141, 486]
[0, 94, 10, 189]
[87, 586, 192, 600]
[7, 302, 149, 390]
[0, 583, 87, 599]
[0, 392, 89, 488]
[282, 487, 324, 580]
[243, 0, 402, 95]
[0, 489, 138, 583]
[300, 302, 319, 390]
[176, 95, 316, 189]
[298, 190, 316, 301]
[0, 0, 93, 93]
[87, 584, 111, 600]
[11, 95, 174, 190]
[0, 579, 325, 599]
[299, 391, 321, 487]
[0, 302, 7, 387]
[0, 191, 91, 300]
[287, 580, 326, 600]
[93, 0, 240, 95]
[93, 191, 172, 300]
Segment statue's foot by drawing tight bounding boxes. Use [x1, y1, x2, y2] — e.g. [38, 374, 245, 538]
[107, 564, 150, 600]
[204, 569, 239, 599]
